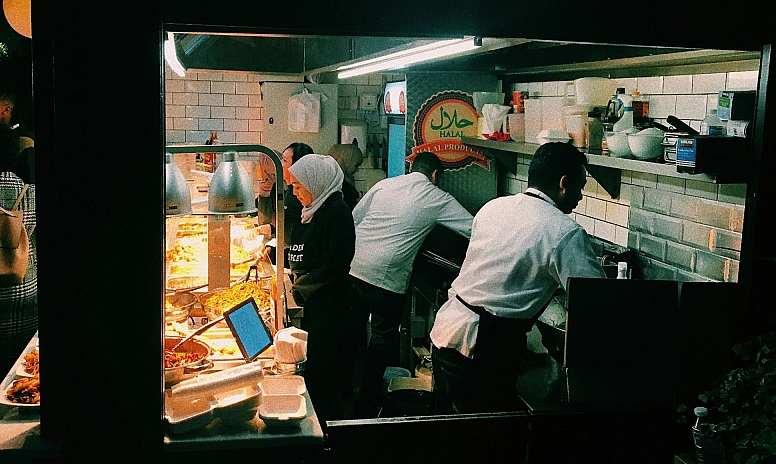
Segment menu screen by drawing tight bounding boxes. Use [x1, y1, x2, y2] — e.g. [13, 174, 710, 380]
[224, 298, 273, 361]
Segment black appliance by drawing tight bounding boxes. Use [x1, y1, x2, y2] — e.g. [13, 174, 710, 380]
[402, 226, 469, 369]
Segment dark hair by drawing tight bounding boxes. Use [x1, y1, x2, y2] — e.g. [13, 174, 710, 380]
[527, 142, 588, 192]
[0, 93, 16, 106]
[285, 142, 314, 164]
[0, 125, 20, 172]
[411, 151, 443, 177]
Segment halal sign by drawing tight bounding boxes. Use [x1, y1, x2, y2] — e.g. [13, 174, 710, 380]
[411, 90, 490, 170]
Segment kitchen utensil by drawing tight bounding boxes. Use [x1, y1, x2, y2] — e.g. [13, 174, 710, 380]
[165, 292, 198, 324]
[166, 276, 208, 293]
[164, 336, 214, 384]
[652, 121, 672, 131]
[169, 316, 225, 353]
[628, 128, 665, 160]
[666, 115, 699, 135]
[605, 131, 633, 158]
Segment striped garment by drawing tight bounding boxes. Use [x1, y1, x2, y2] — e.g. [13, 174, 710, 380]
[0, 172, 37, 364]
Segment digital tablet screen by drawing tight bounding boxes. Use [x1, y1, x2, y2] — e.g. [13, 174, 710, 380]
[223, 297, 274, 362]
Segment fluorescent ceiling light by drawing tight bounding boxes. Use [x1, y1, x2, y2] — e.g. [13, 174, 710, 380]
[337, 37, 481, 79]
[164, 32, 186, 77]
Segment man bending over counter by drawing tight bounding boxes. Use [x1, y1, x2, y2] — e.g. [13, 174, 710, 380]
[430, 142, 606, 414]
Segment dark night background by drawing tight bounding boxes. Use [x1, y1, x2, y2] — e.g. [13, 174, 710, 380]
[0, 10, 33, 132]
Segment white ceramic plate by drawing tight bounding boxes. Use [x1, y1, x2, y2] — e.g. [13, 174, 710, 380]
[0, 333, 40, 408]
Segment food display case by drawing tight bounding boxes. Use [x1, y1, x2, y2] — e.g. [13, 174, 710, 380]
[164, 144, 286, 336]
[160, 145, 323, 439]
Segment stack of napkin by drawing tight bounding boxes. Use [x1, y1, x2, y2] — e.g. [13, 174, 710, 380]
[273, 327, 308, 364]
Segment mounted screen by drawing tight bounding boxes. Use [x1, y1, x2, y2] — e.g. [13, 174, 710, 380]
[384, 81, 407, 115]
[223, 297, 274, 362]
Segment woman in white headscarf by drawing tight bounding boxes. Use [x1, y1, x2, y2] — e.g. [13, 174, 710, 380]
[287, 154, 355, 425]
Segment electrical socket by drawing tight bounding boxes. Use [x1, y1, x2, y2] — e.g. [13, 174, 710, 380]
[360, 94, 377, 110]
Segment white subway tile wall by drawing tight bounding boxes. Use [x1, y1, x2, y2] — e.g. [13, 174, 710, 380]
[504, 70, 755, 281]
[164, 64, 390, 157]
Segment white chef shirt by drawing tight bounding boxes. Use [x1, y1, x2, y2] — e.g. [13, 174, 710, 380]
[429, 188, 606, 358]
[350, 171, 473, 294]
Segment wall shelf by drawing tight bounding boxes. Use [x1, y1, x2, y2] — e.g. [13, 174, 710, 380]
[460, 136, 742, 199]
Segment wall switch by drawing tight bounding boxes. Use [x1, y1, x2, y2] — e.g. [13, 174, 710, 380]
[360, 94, 377, 110]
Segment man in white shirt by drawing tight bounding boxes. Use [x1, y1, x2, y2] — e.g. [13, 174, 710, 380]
[429, 142, 606, 414]
[349, 152, 473, 417]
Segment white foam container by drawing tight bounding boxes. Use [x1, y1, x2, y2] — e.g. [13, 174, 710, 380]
[259, 394, 307, 427]
[165, 384, 260, 434]
[259, 375, 306, 396]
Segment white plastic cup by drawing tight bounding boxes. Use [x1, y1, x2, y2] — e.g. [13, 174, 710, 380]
[566, 114, 587, 148]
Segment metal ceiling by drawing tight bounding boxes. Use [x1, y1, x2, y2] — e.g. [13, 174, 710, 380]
[172, 34, 760, 82]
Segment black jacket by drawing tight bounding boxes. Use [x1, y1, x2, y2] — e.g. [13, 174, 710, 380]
[341, 180, 359, 211]
[289, 191, 355, 305]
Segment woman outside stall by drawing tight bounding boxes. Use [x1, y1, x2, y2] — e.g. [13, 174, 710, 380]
[325, 143, 364, 210]
[286, 154, 355, 424]
[0, 125, 36, 376]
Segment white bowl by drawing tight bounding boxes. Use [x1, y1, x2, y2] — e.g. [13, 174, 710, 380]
[605, 131, 632, 158]
[628, 128, 665, 160]
[536, 129, 571, 145]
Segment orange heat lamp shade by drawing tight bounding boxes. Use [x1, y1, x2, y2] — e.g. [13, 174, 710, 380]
[3, 0, 31, 38]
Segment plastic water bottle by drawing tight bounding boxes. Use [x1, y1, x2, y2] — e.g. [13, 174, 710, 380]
[700, 109, 727, 136]
[692, 407, 727, 464]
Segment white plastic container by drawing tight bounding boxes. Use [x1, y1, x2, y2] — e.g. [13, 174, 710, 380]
[574, 77, 618, 110]
[507, 113, 525, 141]
[259, 375, 307, 396]
[259, 394, 307, 427]
[524, 99, 543, 144]
[536, 129, 571, 145]
[165, 385, 261, 434]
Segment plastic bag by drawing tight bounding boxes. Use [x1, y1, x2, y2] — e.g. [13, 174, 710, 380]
[481, 104, 511, 135]
[288, 89, 323, 133]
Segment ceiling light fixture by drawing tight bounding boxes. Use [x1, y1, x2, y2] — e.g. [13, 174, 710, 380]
[164, 32, 186, 77]
[337, 37, 482, 79]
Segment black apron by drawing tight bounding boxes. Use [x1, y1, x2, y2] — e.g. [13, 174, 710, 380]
[453, 190, 556, 411]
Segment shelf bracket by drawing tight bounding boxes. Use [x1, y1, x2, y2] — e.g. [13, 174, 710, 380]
[586, 165, 620, 199]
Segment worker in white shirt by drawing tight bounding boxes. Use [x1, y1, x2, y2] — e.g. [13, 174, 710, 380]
[429, 142, 606, 414]
[348, 151, 473, 417]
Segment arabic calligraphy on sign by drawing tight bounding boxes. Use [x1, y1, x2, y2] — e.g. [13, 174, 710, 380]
[412, 91, 490, 170]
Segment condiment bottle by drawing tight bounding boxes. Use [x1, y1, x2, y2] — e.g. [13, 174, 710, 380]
[586, 108, 603, 154]
[631, 91, 650, 128]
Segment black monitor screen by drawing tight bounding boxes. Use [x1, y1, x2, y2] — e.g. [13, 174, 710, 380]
[223, 297, 274, 362]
